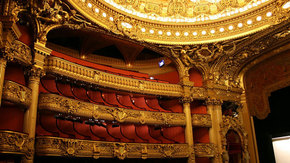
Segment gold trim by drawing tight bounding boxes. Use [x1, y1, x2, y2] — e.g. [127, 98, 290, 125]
[0, 130, 32, 157]
[38, 93, 186, 126]
[2, 80, 32, 108]
[35, 136, 216, 159]
[45, 56, 185, 97]
[192, 114, 212, 128]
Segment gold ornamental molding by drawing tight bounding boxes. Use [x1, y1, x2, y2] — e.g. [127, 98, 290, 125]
[38, 93, 186, 126]
[192, 114, 212, 128]
[194, 143, 216, 158]
[67, 0, 290, 44]
[44, 56, 187, 97]
[35, 136, 216, 159]
[2, 80, 32, 108]
[5, 40, 32, 65]
[0, 130, 33, 158]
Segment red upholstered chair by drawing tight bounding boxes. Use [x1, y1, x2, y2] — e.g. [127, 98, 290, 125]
[116, 95, 143, 110]
[107, 123, 131, 142]
[162, 126, 185, 143]
[135, 125, 160, 143]
[73, 121, 100, 140]
[56, 118, 75, 138]
[71, 86, 90, 102]
[38, 113, 59, 137]
[102, 92, 126, 108]
[159, 99, 183, 113]
[145, 98, 171, 112]
[86, 90, 114, 106]
[148, 126, 175, 144]
[131, 96, 159, 112]
[120, 124, 145, 143]
[40, 78, 59, 94]
[56, 82, 74, 98]
[90, 124, 117, 142]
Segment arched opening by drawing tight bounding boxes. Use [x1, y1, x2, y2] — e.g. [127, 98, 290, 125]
[226, 130, 242, 163]
[188, 67, 203, 87]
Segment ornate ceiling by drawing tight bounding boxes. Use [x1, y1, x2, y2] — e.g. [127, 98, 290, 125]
[68, 0, 290, 44]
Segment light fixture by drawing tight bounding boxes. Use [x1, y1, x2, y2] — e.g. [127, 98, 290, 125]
[167, 32, 171, 36]
[175, 32, 180, 36]
[102, 12, 107, 17]
[247, 19, 253, 25]
[109, 17, 114, 21]
[228, 25, 234, 30]
[184, 32, 189, 36]
[219, 28, 224, 32]
[87, 3, 92, 8]
[95, 8, 99, 13]
[158, 60, 165, 67]
[193, 32, 197, 36]
[238, 23, 243, 28]
[158, 31, 163, 35]
[266, 12, 272, 17]
[282, 1, 290, 9]
[202, 31, 206, 35]
[210, 29, 215, 34]
[256, 16, 262, 21]
[150, 29, 154, 34]
[141, 28, 146, 32]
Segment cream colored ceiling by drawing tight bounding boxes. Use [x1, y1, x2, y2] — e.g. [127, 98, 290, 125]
[68, 0, 289, 44]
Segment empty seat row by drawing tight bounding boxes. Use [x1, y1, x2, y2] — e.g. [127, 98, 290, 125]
[40, 78, 182, 112]
[36, 113, 185, 144]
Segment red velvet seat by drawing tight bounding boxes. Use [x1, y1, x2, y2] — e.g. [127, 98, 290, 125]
[145, 98, 171, 112]
[102, 92, 125, 108]
[162, 126, 185, 143]
[74, 121, 99, 140]
[159, 99, 183, 113]
[38, 113, 59, 137]
[90, 124, 117, 142]
[148, 126, 174, 144]
[71, 86, 90, 102]
[56, 119, 75, 138]
[40, 78, 59, 94]
[117, 95, 144, 110]
[135, 125, 160, 143]
[107, 123, 131, 142]
[132, 96, 159, 112]
[86, 90, 114, 106]
[120, 124, 145, 143]
[56, 82, 74, 98]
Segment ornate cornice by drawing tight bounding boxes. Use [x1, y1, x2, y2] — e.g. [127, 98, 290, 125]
[25, 66, 46, 81]
[45, 56, 184, 97]
[38, 93, 186, 126]
[0, 130, 33, 159]
[2, 80, 32, 108]
[35, 136, 215, 159]
[205, 98, 223, 106]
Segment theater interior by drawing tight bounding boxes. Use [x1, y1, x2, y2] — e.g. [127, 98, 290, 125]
[0, 0, 289, 162]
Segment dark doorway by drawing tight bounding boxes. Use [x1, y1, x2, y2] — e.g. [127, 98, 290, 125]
[254, 86, 290, 163]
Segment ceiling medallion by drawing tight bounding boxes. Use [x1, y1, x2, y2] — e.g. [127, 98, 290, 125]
[68, 0, 290, 44]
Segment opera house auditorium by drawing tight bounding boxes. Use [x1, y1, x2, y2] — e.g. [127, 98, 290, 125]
[0, 0, 289, 162]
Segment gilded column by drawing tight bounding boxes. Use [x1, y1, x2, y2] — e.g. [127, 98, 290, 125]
[0, 19, 21, 106]
[206, 98, 223, 163]
[240, 93, 259, 163]
[180, 80, 195, 163]
[22, 42, 51, 163]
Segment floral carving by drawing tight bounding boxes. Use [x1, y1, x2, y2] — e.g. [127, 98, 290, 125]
[192, 114, 212, 127]
[194, 143, 216, 157]
[2, 80, 32, 108]
[6, 40, 32, 65]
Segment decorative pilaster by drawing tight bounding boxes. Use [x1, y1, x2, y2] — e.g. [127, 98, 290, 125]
[22, 43, 51, 163]
[205, 98, 223, 163]
[180, 78, 195, 163]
